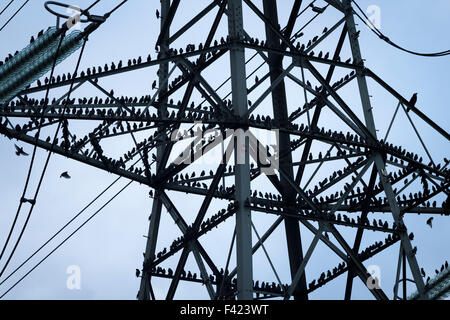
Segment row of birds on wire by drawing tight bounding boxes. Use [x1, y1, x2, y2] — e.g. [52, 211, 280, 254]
[3, 17, 360, 97]
[4, 95, 448, 179]
[147, 235, 449, 294]
[4, 116, 449, 203]
[5, 112, 449, 212]
[145, 233, 402, 295]
[150, 202, 238, 265]
[1, 95, 444, 173]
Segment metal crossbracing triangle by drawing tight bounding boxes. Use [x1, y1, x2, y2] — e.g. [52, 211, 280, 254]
[0, 0, 449, 300]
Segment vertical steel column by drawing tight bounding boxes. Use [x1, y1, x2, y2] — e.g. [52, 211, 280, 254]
[342, 0, 426, 299]
[402, 248, 407, 300]
[262, 0, 308, 300]
[227, 0, 253, 300]
[138, 0, 170, 300]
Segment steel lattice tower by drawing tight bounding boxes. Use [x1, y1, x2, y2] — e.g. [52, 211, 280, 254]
[0, 0, 449, 300]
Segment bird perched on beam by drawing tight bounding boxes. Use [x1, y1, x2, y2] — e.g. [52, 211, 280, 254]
[20, 197, 35, 205]
[426, 217, 433, 228]
[407, 93, 417, 112]
[15, 144, 29, 156]
[310, 4, 326, 14]
[60, 171, 71, 179]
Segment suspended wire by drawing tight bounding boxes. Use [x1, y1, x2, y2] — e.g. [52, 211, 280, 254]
[0, 30, 67, 269]
[107, 0, 128, 16]
[85, 0, 102, 12]
[0, 145, 154, 287]
[0, 0, 29, 32]
[0, 32, 81, 279]
[0, 147, 154, 288]
[0, 0, 130, 290]
[0, 176, 122, 287]
[352, 0, 450, 57]
[0, 0, 15, 17]
[0, 180, 134, 298]
[0, 0, 107, 278]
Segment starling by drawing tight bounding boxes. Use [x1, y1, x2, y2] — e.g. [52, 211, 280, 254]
[311, 5, 325, 14]
[407, 93, 417, 112]
[60, 171, 71, 179]
[15, 144, 29, 156]
[426, 217, 433, 228]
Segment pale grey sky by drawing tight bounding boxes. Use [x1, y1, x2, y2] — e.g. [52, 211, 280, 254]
[0, 0, 448, 300]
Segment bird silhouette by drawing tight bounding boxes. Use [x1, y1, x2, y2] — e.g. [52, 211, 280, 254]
[156, 9, 160, 19]
[21, 197, 36, 205]
[135, 269, 140, 277]
[426, 217, 433, 228]
[407, 93, 417, 112]
[311, 5, 325, 14]
[15, 144, 29, 156]
[60, 171, 71, 179]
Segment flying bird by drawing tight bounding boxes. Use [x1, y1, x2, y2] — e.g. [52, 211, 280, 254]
[426, 217, 433, 228]
[407, 93, 417, 112]
[60, 171, 71, 179]
[15, 144, 29, 156]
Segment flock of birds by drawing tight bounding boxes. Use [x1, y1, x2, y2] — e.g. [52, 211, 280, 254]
[0, 2, 447, 299]
[421, 260, 449, 285]
[7, 102, 449, 217]
[143, 231, 448, 297]
[148, 202, 238, 267]
[142, 232, 405, 297]
[14, 144, 71, 179]
[0, 7, 370, 104]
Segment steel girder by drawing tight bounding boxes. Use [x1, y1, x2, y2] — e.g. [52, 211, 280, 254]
[0, 0, 449, 300]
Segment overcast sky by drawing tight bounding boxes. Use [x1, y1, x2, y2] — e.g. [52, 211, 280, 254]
[0, 0, 449, 300]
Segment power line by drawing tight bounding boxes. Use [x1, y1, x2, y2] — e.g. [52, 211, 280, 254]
[0, 151, 153, 287]
[352, 0, 450, 57]
[0, 30, 67, 270]
[0, 0, 107, 279]
[0, 0, 136, 297]
[0, 180, 133, 298]
[107, 0, 128, 16]
[0, 37, 89, 281]
[0, 176, 122, 287]
[0, 0, 29, 32]
[0, 0, 15, 17]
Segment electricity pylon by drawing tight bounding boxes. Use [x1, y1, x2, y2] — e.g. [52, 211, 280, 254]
[1, 0, 449, 300]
